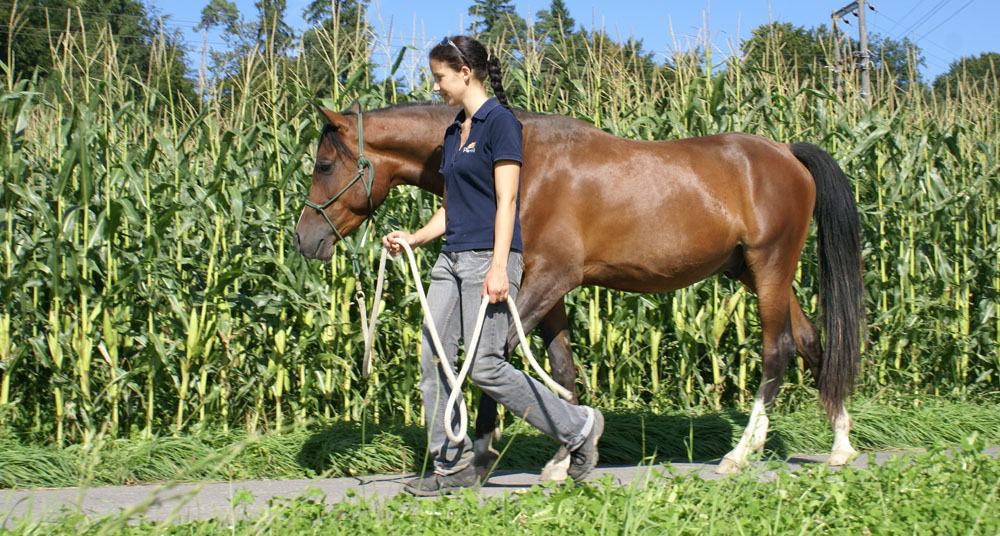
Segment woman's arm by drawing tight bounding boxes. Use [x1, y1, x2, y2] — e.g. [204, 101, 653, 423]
[483, 160, 520, 303]
[382, 206, 446, 255]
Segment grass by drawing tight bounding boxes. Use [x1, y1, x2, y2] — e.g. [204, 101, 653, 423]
[3, 394, 999, 490]
[3, 438, 998, 534]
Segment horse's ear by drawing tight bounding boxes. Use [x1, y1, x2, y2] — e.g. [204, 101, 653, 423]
[315, 103, 351, 131]
[346, 99, 361, 114]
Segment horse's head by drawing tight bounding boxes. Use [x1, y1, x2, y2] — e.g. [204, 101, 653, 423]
[294, 101, 375, 260]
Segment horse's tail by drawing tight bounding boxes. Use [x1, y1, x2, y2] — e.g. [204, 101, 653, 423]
[790, 142, 864, 416]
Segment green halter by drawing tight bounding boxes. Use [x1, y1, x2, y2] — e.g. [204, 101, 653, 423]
[303, 110, 375, 276]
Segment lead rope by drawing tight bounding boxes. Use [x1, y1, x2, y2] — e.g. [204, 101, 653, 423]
[361, 238, 573, 443]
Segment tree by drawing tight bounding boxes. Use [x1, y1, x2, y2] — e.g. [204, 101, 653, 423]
[467, 0, 527, 46]
[197, 0, 293, 55]
[869, 34, 927, 88]
[1, 0, 193, 103]
[303, 0, 365, 27]
[524, 0, 585, 110]
[933, 51, 999, 99]
[196, 0, 241, 36]
[582, 30, 658, 84]
[741, 22, 829, 82]
[254, 0, 294, 54]
[196, 0, 298, 93]
[533, 0, 582, 73]
[868, 34, 925, 90]
[534, 0, 575, 40]
[299, 0, 371, 97]
[196, 0, 253, 80]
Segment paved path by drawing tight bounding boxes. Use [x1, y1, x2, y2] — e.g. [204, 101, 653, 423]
[3, 448, 995, 525]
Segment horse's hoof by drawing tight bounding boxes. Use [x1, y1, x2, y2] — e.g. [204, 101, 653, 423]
[828, 447, 858, 466]
[715, 456, 742, 475]
[540, 446, 570, 482]
[473, 447, 500, 481]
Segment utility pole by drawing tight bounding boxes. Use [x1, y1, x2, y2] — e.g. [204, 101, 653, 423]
[830, 9, 845, 90]
[857, 0, 870, 101]
[831, 1, 873, 101]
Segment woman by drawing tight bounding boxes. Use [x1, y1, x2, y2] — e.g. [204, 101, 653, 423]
[382, 35, 603, 496]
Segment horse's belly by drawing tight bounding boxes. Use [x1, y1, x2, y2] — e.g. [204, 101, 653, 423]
[582, 248, 740, 293]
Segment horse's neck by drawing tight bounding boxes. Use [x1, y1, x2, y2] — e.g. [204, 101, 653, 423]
[373, 106, 451, 196]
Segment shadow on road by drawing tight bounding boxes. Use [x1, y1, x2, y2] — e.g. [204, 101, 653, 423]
[294, 407, 795, 475]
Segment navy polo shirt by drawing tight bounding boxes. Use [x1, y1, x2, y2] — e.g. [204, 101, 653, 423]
[439, 97, 524, 252]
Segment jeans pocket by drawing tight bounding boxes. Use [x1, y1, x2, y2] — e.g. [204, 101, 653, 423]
[460, 250, 493, 279]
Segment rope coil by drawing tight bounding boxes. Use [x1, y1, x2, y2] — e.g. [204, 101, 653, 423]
[361, 238, 573, 442]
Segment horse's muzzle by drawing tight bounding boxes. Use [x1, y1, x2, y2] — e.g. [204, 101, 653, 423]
[293, 229, 334, 260]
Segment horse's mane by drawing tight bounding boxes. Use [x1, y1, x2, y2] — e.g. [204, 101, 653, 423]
[365, 101, 446, 113]
[319, 122, 356, 161]
[318, 100, 552, 159]
[319, 102, 445, 160]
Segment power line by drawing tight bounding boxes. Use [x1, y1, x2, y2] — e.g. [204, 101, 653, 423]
[897, 0, 950, 40]
[866, 2, 973, 77]
[865, 17, 953, 68]
[893, 0, 932, 27]
[917, 0, 976, 41]
[871, 5, 919, 33]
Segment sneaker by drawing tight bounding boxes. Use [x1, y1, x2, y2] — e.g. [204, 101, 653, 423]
[567, 407, 604, 483]
[403, 463, 480, 496]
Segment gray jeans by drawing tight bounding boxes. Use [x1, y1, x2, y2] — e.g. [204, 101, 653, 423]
[420, 250, 593, 475]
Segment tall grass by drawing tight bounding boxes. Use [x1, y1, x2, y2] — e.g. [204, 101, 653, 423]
[0, 7, 997, 446]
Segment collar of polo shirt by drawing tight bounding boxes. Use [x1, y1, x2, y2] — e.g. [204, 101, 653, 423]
[453, 97, 501, 127]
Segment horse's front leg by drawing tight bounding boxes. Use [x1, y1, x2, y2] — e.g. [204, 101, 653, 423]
[473, 394, 500, 481]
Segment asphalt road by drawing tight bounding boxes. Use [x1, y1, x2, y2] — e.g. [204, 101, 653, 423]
[10, 448, 989, 526]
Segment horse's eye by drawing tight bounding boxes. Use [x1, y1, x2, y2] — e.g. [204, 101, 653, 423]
[316, 162, 333, 174]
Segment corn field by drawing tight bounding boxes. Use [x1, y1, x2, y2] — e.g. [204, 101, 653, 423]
[0, 16, 998, 446]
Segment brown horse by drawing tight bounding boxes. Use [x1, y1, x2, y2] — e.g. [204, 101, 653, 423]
[294, 101, 863, 477]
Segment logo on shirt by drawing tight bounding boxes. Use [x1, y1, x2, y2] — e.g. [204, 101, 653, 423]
[462, 142, 477, 153]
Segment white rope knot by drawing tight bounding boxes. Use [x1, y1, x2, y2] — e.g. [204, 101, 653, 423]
[360, 238, 573, 443]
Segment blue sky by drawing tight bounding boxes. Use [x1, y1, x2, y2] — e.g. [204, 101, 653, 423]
[154, 0, 997, 81]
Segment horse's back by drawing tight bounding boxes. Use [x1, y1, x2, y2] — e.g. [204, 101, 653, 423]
[517, 116, 816, 292]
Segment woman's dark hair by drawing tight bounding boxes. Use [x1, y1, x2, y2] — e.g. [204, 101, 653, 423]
[430, 35, 511, 109]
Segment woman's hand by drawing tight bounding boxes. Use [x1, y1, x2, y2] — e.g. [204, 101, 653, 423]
[382, 230, 414, 256]
[483, 263, 509, 304]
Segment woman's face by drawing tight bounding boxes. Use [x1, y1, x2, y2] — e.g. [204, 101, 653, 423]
[430, 59, 469, 106]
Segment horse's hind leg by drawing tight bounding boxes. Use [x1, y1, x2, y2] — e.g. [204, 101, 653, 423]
[536, 295, 580, 404]
[473, 294, 579, 481]
[789, 299, 856, 465]
[535, 296, 580, 482]
[716, 261, 797, 474]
